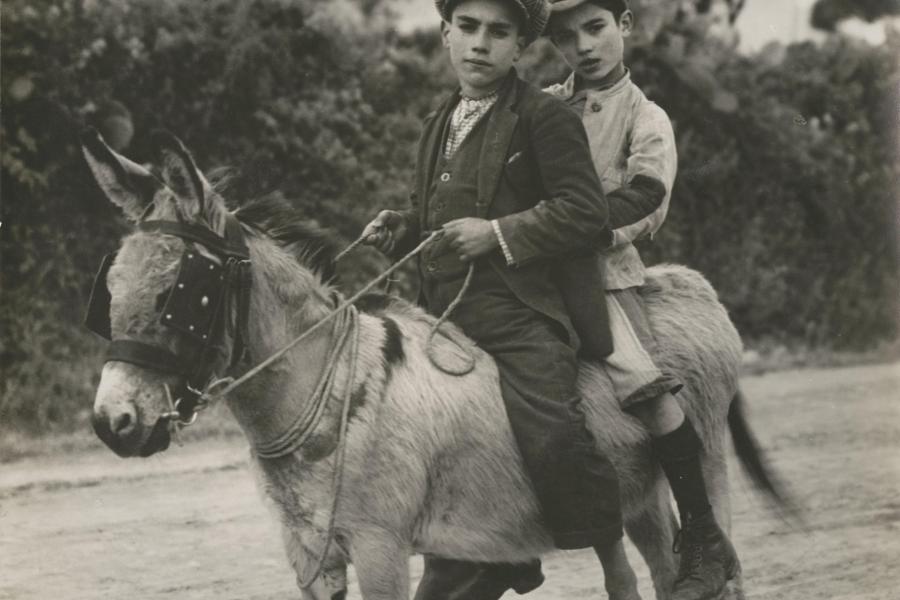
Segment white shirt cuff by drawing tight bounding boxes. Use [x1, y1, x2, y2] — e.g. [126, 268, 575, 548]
[491, 219, 515, 265]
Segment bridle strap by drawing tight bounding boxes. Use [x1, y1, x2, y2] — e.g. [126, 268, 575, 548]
[139, 219, 250, 260]
[223, 214, 252, 369]
[106, 340, 188, 376]
[227, 257, 252, 370]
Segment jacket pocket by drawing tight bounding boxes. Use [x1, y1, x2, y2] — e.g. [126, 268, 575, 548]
[502, 148, 538, 201]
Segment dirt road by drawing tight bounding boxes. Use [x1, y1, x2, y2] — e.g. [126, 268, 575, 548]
[2, 362, 898, 599]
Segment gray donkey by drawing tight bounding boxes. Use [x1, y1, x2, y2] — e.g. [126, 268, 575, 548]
[84, 132, 786, 600]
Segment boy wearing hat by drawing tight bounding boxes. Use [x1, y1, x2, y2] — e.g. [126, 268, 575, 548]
[364, 0, 626, 597]
[545, 1, 740, 599]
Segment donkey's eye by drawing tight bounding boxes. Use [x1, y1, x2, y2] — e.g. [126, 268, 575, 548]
[155, 289, 171, 312]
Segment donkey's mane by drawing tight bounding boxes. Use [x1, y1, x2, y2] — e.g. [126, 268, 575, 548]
[228, 191, 431, 325]
[234, 194, 339, 283]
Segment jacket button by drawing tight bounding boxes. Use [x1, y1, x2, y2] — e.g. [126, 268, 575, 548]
[591, 102, 602, 112]
[440, 172, 451, 182]
[434, 202, 445, 211]
[427, 261, 437, 271]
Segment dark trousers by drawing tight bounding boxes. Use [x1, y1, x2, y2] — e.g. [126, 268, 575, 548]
[417, 264, 623, 598]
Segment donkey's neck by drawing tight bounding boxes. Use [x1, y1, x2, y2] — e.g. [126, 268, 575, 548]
[225, 234, 336, 448]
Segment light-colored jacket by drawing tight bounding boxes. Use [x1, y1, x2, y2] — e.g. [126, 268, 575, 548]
[545, 71, 677, 290]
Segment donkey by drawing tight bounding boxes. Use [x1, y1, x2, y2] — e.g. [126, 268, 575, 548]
[84, 131, 784, 600]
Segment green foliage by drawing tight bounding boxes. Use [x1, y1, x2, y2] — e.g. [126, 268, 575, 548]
[1, 0, 897, 434]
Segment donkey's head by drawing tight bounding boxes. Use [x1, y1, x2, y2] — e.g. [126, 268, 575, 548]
[83, 130, 245, 457]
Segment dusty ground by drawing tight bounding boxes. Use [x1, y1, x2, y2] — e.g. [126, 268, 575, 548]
[2, 362, 898, 600]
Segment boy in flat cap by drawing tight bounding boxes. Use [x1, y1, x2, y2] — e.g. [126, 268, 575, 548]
[363, 0, 625, 597]
[545, 1, 740, 599]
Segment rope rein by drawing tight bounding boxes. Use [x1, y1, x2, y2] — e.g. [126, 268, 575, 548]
[253, 306, 357, 459]
[294, 306, 359, 589]
[332, 233, 369, 263]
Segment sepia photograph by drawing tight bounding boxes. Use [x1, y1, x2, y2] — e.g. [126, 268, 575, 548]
[1, 1, 898, 598]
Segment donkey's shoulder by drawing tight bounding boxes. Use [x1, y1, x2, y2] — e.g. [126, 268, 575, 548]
[355, 293, 415, 316]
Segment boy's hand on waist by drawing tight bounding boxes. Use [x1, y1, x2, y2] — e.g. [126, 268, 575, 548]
[442, 218, 499, 263]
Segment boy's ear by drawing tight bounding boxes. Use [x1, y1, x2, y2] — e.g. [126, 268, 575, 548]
[440, 20, 451, 48]
[620, 9, 634, 36]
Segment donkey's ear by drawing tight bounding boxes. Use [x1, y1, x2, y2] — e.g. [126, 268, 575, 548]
[152, 130, 213, 221]
[81, 128, 161, 221]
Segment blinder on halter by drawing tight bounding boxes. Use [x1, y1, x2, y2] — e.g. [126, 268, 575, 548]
[160, 250, 228, 343]
[84, 214, 252, 423]
[84, 244, 231, 346]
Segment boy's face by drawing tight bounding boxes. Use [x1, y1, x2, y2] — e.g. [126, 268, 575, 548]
[549, 3, 632, 83]
[441, 0, 526, 97]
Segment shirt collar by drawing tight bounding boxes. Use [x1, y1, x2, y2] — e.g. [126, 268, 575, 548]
[457, 90, 499, 109]
[560, 68, 632, 103]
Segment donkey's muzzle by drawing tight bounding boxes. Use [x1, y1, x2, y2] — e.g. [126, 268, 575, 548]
[92, 402, 138, 457]
[92, 403, 169, 457]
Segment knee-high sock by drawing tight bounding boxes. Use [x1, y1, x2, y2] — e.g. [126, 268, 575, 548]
[652, 417, 712, 522]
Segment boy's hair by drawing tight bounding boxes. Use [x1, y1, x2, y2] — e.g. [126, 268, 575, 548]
[589, 0, 629, 22]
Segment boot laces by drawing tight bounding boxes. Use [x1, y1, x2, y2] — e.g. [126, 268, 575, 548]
[673, 527, 704, 583]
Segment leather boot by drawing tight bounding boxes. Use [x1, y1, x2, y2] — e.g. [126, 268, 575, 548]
[671, 511, 740, 600]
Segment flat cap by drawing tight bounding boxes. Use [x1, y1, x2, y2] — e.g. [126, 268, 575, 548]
[548, 0, 629, 14]
[435, 0, 551, 45]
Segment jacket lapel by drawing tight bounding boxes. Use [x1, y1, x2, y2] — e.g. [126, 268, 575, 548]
[477, 73, 520, 217]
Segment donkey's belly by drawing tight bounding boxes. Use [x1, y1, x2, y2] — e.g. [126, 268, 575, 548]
[411, 446, 555, 561]
[396, 361, 553, 560]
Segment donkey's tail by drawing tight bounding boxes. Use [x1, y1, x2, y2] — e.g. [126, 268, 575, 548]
[728, 389, 805, 526]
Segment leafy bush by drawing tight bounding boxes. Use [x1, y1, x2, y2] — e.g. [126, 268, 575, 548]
[632, 34, 900, 348]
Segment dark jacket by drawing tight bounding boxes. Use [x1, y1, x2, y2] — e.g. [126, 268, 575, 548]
[396, 71, 612, 357]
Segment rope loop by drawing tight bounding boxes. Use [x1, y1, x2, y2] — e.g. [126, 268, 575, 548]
[425, 263, 476, 376]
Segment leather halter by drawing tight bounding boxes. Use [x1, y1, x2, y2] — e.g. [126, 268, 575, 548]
[85, 214, 252, 422]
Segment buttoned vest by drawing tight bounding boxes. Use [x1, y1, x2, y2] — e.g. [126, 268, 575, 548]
[420, 110, 491, 283]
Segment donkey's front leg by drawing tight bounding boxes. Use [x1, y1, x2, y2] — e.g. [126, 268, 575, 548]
[279, 523, 348, 600]
[349, 526, 411, 600]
